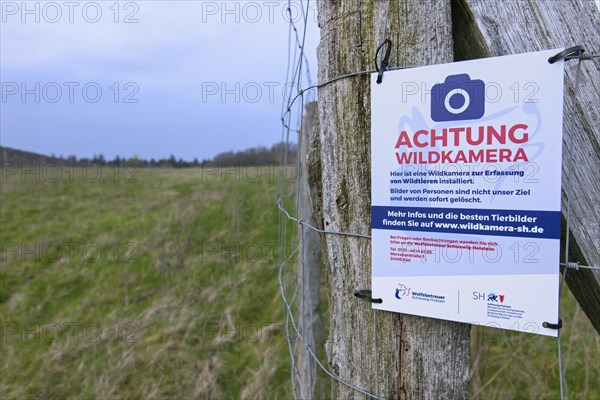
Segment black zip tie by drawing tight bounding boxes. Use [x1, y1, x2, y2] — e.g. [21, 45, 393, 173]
[549, 45, 585, 63]
[354, 290, 383, 304]
[543, 319, 563, 330]
[375, 39, 392, 84]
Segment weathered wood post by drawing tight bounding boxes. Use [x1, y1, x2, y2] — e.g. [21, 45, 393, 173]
[452, 0, 600, 334]
[307, 1, 598, 398]
[296, 101, 322, 400]
[309, 1, 470, 398]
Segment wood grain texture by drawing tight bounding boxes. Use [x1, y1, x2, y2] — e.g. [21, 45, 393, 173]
[296, 102, 322, 400]
[453, 0, 600, 334]
[310, 1, 470, 398]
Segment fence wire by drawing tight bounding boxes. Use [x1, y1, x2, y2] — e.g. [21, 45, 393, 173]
[276, 1, 383, 398]
[276, 1, 598, 399]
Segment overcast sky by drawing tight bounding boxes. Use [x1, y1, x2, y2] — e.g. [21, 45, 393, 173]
[3, 1, 598, 161]
[0, 1, 319, 161]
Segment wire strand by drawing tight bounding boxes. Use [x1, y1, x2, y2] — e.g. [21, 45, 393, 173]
[278, 253, 381, 399]
[277, 1, 384, 398]
[278, 1, 599, 398]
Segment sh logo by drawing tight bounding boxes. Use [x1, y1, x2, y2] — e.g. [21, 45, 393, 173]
[473, 291, 506, 303]
[431, 74, 485, 122]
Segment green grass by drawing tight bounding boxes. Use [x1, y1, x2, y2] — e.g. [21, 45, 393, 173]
[470, 287, 600, 399]
[1, 166, 598, 399]
[1, 167, 293, 399]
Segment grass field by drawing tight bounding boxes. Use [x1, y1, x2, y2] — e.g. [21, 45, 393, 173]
[1, 166, 598, 399]
[1, 166, 293, 399]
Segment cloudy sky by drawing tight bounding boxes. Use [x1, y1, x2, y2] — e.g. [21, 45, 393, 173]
[1, 1, 319, 161]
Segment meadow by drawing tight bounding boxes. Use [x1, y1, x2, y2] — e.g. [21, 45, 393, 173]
[1, 166, 598, 399]
[1, 166, 292, 399]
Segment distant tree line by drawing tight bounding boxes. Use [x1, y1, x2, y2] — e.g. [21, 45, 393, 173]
[211, 142, 297, 166]
[0, 143, 297, 168]
[91, 142, 296, 167]
[72, 154, 206, 168]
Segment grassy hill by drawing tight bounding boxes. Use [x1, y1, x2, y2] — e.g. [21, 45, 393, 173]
[1, 165, 598, 399]
[0, 146, 64, 166]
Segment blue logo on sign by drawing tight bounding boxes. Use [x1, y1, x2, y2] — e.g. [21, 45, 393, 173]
[431, 74, 485, 122]
[395, 284, 411, 299]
